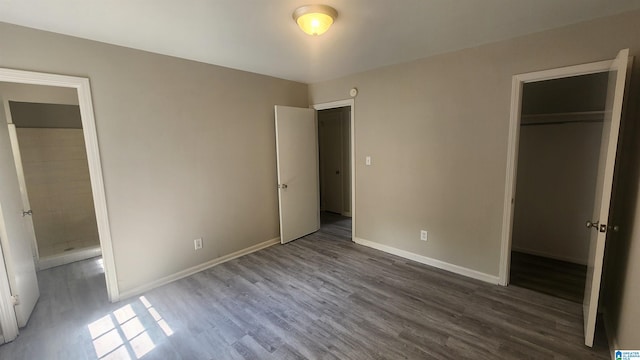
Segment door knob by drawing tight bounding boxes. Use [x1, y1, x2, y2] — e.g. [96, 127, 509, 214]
[586, 220, 607, 233]
[278, 184, 288, 189]
[22, 209, 32, 217]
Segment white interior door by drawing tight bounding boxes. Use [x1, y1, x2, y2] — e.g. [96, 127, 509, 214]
[0, 101, 39, 331]
[583, 49, 630, 347]
[275, 105, 320, 244]
[7, 122, 39, 263]
[319, 112, 344, 214]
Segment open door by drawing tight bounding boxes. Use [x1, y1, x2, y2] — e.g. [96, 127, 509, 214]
[583, 49, 630, 347]
[0, 101, 39, 332]
[6, 122, 39, 264]
[274, 105, 320, 244]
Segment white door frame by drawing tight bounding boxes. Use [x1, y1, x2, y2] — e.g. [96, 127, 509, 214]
[0, 70, 119, 312]
[498, 59, 613, 286]
[313, 99, 355, 239]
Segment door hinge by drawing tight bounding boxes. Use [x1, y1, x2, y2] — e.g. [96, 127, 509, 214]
[10, 295, 19, 305]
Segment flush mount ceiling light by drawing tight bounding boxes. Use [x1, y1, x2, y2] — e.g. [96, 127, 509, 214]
[292, 4, 338, 36]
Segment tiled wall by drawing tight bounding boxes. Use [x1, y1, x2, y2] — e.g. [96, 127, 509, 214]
[16, 128, 99, 258]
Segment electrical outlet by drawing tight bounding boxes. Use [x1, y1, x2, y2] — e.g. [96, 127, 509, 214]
[194, 238, 203, 250]
[420, 230, 428, 241]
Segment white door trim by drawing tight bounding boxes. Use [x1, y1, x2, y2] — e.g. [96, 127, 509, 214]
[0, 68, 120, 302]
[498, 59, 613, 286]
[313, 99, 355, 239]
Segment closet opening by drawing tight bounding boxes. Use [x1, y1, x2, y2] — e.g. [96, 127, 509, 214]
[509, 72, 609, 302]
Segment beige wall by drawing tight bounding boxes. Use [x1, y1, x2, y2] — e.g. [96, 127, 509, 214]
[602, 31, 640, 349]
[607, 167, 640, 348]
[16, 127, 99, 258]
[309, 10, 640, 347]
[512, 121, 602, 265]
[0, 22, 308, 294]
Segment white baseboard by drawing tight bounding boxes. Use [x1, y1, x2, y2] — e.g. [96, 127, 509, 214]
[353, 237, 499, 284]
[511, 246, 586, 265]
[118, 237, 280, 300]
[38, 246, 102, 270]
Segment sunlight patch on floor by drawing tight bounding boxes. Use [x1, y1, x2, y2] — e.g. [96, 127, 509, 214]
[88, 296, 174, 359]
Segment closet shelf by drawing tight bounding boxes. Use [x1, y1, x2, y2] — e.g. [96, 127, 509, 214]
[521, 111, 605, 126]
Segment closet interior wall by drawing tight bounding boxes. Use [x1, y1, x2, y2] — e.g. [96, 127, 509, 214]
[511, 72, 609, 265]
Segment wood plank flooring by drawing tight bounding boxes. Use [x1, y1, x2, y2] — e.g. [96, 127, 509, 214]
[0, 214, 610, 359]
[510, 251, 587, 303]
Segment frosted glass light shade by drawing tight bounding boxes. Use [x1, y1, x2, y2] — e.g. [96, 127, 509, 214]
[293, 5, 338, 36]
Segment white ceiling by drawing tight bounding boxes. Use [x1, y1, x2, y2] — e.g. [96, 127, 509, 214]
[2, 0, 640, 83]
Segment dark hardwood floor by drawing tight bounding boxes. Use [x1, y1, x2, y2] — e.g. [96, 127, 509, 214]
[320, 211, 352, 239]
[510, 251, 587, 303]
[0, 215, 610, 359]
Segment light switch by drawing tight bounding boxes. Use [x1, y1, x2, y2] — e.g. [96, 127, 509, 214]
[365, 156, 371, 166]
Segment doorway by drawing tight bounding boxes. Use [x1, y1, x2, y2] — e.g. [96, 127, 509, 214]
[274, 100, 355, 245]
[509, 73, 608, 302]
[499, 49, 630, 348]
[318, 106, 351, 211]
[0, 68, 118, 343]
[314, 101, 354, 241]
